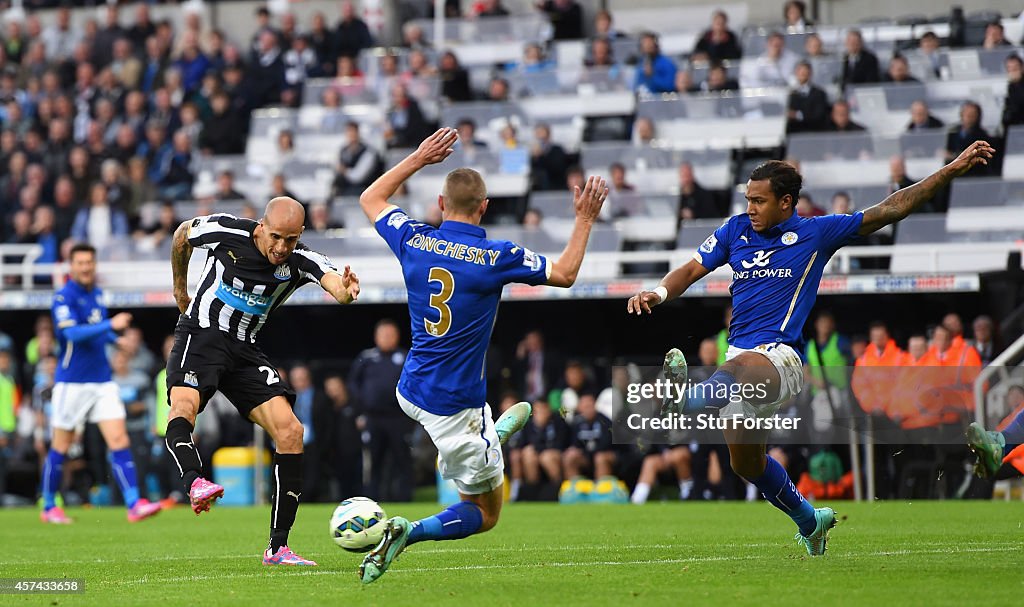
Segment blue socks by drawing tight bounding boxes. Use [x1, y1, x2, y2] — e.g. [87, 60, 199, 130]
[685, 369, 738, 412]
[43, 448, 142, 510]
[750, 456, 817, 536]
[1002, 409, 1024, 457]
[407, 501, 484, 545]
[109, 448, 141, 509]
[41, 449, 65, 510]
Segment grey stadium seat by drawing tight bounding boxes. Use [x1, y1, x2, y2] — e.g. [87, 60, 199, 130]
[894, 215, 949, 244]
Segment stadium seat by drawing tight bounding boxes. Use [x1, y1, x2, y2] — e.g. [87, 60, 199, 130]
[580, 144, 732, 190]
[894, 215, 949, 244]
[800, 159, 890, 188]
[948, 178, 1024, 209]
[899, 129, 947, 159]
[889, 214, 1020, 273]
[527, 191, 576, 219]
[441, 102, 529, 134]
[615, 216, 677, 241]
[176, 201, 247, 220]
[406, 173, 529, 201]
[801, 185, 889, 211]
[676, 219, 727, 250]
[519, 90, 637, 121]
[1001, 125, 1024, 178]
[946, 207, 1024, 233]
[410, 14, 552, 49]
[611, 3, 749, 37]
[788, 132, 876, 161]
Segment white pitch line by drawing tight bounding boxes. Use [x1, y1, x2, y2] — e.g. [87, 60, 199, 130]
[0, 539, 1011, 567]
[0, 543, 764, 566]
[96, 545, 1023, 588]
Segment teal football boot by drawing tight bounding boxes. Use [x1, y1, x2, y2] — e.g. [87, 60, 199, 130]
[496, 401, 532, 445]
[360, 516, 411, 584]
[795, 507, 837, 557]
[661, 348, 688, 415]
[967, 422, 1005, 478]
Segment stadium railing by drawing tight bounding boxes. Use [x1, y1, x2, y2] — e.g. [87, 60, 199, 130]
[3, 238, 1020, 298]
[0, 244, 44, 287]
[973, 332, 1024, 501]
[975, 332, 1024, 433]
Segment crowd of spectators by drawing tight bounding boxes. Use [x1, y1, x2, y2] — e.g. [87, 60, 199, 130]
[0, 299, 1016, 506]
[0, 3, 1021, 505]
[500, 309, 1011, 503]
[5, 2, 1024, 253]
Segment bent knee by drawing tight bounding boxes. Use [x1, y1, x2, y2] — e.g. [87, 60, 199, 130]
[168, 396, 200, 423]
[478, 515, 499, 533]
[730, 458, 765, 480]
[275, 419, 304, 450]
[477, 506, 501, 533]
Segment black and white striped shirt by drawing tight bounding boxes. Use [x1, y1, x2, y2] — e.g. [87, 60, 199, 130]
[185, 214, 337, 342]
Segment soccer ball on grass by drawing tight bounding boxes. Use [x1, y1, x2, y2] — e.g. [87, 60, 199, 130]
[330, 497, 387, 552]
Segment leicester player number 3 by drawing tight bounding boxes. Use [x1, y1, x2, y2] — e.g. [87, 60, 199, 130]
[425, 266, 455, 337]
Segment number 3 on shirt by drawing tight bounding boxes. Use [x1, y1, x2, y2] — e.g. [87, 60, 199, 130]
[425, 267, 455, 337]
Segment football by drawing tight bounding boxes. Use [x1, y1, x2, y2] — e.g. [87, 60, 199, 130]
[330, 497, 387, 553]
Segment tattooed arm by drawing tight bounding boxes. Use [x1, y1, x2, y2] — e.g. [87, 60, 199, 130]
[858, 140, 995, 235]
[171, 220, 194, 313]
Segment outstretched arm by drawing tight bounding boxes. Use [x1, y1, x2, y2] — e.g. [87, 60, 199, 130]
[320, 265, 361, 304]
[626, 259, 711, 315]
[171, 220, 194, 313]
[858, 140, 994, 235]
[547, 176, 608, 287]
[358, 127, 458, 223]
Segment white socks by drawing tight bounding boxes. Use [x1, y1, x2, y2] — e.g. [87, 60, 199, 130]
[631, 482, 651, 504]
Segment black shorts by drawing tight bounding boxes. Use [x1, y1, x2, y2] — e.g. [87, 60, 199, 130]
[166, 315, 295, 418]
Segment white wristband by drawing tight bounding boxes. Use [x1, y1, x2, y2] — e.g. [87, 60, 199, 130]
[652, 286, 669, 304]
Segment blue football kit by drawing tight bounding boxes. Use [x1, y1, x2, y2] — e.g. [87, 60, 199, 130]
[52, 280, 117, 383]
[693, 211, 864, 353]
[375, 206, 550, 414]
[43, 280, 144, 512]
[687, 210, 863, 544]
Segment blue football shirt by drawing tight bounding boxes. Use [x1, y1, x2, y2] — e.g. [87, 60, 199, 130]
[376, 206, 550, 415]
[694, 212, 863, 354]
[52, 280, 117, 383]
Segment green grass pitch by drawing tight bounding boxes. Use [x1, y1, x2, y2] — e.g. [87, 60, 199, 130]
[3, 501, 1023, 606]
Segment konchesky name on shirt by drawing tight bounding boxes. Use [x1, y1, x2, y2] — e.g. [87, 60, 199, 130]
[404, 233, 501, 266]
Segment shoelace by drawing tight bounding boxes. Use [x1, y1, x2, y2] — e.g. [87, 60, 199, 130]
[794, 532, 824, 551]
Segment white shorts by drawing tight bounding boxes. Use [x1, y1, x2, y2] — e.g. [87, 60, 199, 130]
[396, 389, 504, 495]
[51, 382, 126, 431]
[721, 343, 804, 419]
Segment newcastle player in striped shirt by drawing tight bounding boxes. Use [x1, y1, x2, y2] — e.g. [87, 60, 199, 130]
[164, 197, 360, 566]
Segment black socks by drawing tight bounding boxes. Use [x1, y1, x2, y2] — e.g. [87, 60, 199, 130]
[269, 452, 303, 553]
[165, 417, 203, 491]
